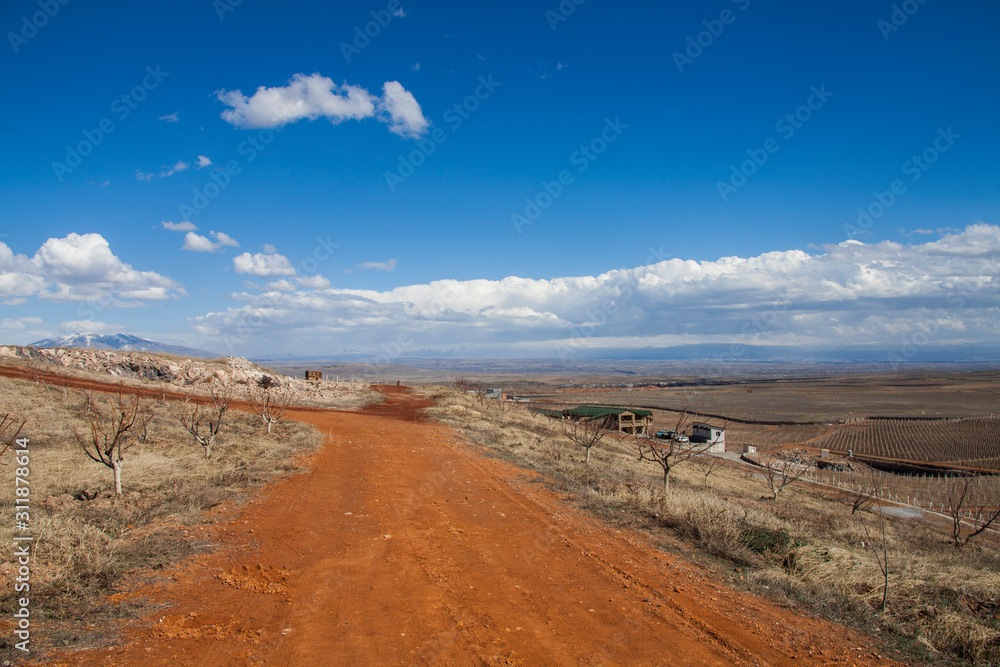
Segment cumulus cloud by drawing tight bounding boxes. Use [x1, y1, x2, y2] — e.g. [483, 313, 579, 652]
[356, 259, 397, 272]
[191, 225, 1000, 358]
[162, 221, 197, 232]
[0, 233, 184, 305]
[196, 155, 212, 168]
[233, 252, 297, 277]
[159, 112, 179, 122]
[378, 82, 429, 137]
[182, 231, 240, 253]
[216, 73, 429, 138]
[213, 231, 239, 248]
[182, 232, 218, 253]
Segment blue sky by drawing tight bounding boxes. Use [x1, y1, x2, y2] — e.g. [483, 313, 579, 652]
[1, 0, 998, 360]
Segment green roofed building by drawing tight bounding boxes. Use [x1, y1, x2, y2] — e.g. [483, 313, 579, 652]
[535, 405, 653, 435]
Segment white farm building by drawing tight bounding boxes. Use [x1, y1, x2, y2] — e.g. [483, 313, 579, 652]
[692, 422, 726, 453]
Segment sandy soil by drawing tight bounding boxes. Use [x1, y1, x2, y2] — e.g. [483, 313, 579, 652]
[37, 385, 904, 666]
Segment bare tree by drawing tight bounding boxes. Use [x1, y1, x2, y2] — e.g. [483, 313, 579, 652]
[635, 408, 711, 492]
[694, 451, 725, 487]
[0, 414, 26, 460]
[859, 492, 890, 613]
[636, 437, 713, 493]
[945, 475, 1000, 547]
[246, 375, 293, 434]
[563, 417, 605, 464]
[758, 451, 810, 501]
[180, 382, 233, 458]
[74, 388, 152, 496]
[843, 468, 880, 515]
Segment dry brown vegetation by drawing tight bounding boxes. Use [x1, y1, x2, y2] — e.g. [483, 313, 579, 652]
[0, 374, 324, 654]
[425, 387, 1000, 666]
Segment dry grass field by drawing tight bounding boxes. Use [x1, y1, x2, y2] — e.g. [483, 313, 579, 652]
[0, 374, 325, 654]
[424, 386, 1000, 666]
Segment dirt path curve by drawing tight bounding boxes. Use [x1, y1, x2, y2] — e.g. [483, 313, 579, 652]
[49, 386, 902, 666]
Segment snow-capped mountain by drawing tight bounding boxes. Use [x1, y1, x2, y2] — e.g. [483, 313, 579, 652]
[29, 332, 217, 359]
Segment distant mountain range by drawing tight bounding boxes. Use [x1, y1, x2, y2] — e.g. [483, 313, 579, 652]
[29, 332, 218, 359]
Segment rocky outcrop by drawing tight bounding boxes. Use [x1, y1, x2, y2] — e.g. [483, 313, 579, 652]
[0, 345, 373, 408]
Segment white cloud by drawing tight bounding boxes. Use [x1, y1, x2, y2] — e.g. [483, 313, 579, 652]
[162, 221, 197, 232]
[182, 232, 219, 253]
[213, 231, 240, 248]
[233, 252, 297, 277]
[159, 112, 179, 122]
[356, 259, 397, 272]
[298, 274, 330, 288]
[0, 233, 184, 305]
[182, 231, 239, 252]
[262, 243, 278, 253]
[216, 73, 429, 138]
[136, 169, 154, 182]
[377, 82, 429, 138]
[160, 160, 189, 178]
[0, 316, 43, 331]
[57, 320, 114, 333]
[191, 225, 1000, 358]
[411, 62, 420, 72]
[393, 5, 406, 17]
[196, 155, 212, 168]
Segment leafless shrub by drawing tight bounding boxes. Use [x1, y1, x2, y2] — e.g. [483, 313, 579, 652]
[635, 408, 712, 492]
[694, 451, 726, 487]
[179, 382, 233, 458]
[844, 469, 880, 515]
[945, 475, 1000, 547]
[246, 375, 293, 434]
[758, 451, 810, 501]
[0, 413, 26, 460]
[562, 417, 605, 464]
[636, 436, 714, 493]
[858, 492, 890, 613]
[74, 388, 152, 495]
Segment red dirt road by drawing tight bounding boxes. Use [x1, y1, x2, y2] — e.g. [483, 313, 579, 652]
[50, 386, 903, 666]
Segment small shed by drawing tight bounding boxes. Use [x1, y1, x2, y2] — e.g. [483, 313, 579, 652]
[692, 422, 726, 452]
[560, 406, 654, 435]
[305, 370, 323, 381]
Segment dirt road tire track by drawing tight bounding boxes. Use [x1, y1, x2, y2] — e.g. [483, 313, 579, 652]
[25, 381, 902, 666]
